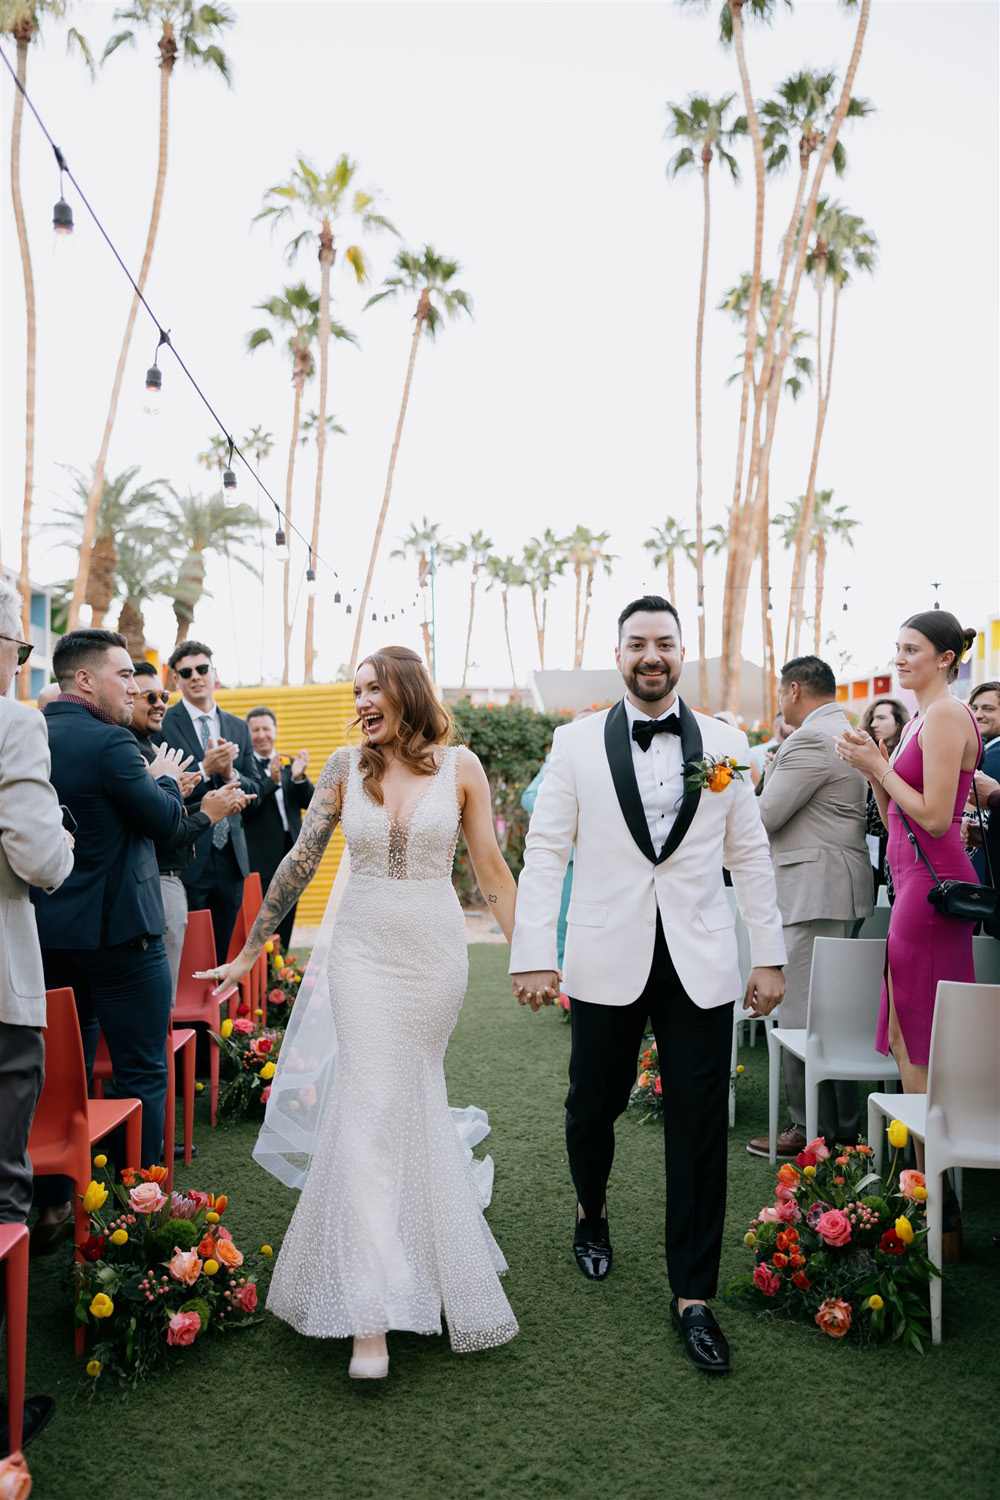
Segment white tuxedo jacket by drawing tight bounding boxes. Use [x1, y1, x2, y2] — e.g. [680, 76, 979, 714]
[510, 698, 786, 1008]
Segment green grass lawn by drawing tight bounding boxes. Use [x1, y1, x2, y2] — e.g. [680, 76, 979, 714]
[17, 946, 999, 1500]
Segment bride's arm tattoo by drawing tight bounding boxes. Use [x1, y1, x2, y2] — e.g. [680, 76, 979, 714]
[244, 750, 348, 953]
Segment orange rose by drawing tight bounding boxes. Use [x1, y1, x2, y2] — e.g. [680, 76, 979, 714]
[707, 767, 733, 792]
[855, 1144, 873, 1156]
[120, 1168, 138, 1187]
[773, 1252, 788, 1269]
[197, 1235, 218, 1259]
[784, 1228, 799, 1244]
[814, 1297, 853, 1339]
[215, 1238, 244, 1269]
[776, 1231, 790, 1252]
[790, 1253, 806, 1268]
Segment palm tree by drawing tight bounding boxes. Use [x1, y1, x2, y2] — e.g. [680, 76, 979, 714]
[256, 155, 397, 682]
[485, 555, 526, 690]
[786, 201, 876, 656]
[447, 531, 494, 692]
[4, 1, 93, 697]
[666, 91, 741, 710]
[521, 530, 565, 670]
[773, 489, 858, 654]
[114, 531, 179, 657]
[47, 464, 166, 627]
[196, 432, 229, 479]
[390, 518, 448, 672]
[563, 528, 616, 670]
[68, 1, 234, 633]
[349, 248, 472, 673]
[161, 489, 261, 643]
[643, 520, 695, 611]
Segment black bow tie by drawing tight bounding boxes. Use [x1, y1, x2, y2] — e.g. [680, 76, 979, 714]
[632, 716, 682, 752]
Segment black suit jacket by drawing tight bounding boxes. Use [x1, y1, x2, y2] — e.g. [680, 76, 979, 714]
[160, 702, 262, 884]
[32, 700, 183, 949]
[244, 759, 314, 884]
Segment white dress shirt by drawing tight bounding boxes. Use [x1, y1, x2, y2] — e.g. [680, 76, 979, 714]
[257, 754, 289, 833]
[622, 693, 684, 854]
[180, 696, 234, 781]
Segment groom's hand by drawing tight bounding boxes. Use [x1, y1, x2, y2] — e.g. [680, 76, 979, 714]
[511, 970, 561, 1012]
[743, 965, 785, 1017]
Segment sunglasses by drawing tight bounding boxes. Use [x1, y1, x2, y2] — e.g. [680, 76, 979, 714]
[0, 635, 33, 666]
[176, 663, 211, 679]
[140, 689, 170, 706]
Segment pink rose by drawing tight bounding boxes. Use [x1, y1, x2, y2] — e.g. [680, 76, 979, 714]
[186, 1190, 210, 1211]
[758, 1205, 779, 1222]
[774, 1198, 802, 1224]
[814, 1209, 852, 1247]
[250, 1036, 273, 1057]
[215, 1224, 233, 1242]
[166, 1310, 202, 1346]
[233, 1018, 254, 1035]
[653, 1077, 662, 1096]
[752, 1264, 781, 1297]
[899, 1169, 927, 1202]
[268, 989, 284, 1005]
[805, 1136, 831, 1160]
[129, 1182, 167, 1215]
[168, 1247, 203, 1285]
[235, 1282, 258, 1313]
[299, 1084, 318, 1107]
[775, 1182, 795, 1203]
[261, 1085, 271, 1104]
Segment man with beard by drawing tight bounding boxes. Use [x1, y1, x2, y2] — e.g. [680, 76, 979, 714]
[510, 596, 785, 1375]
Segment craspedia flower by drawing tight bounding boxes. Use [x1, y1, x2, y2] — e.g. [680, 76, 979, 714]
[92, 1154, 107, 1169]
[205, 1211, 220, 1225]
[203, 1259, 220, 1277]
[261, 1245, 273, 1257]
[867, 1294, 884, 1311]
[743, 1231, 757, 1249]
[86, 1359, 102, 1378]
[736, 1065, 745, 1075]
[111, 1229, 128, 1246]
[195, 1081, 204, 1093]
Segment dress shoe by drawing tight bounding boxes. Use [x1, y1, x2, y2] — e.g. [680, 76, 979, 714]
[348, 1356, 389, 1380]
[0, 1394, 56, 1457]
[670, 1299, 731, 1375]
[746, 1124, 807, 1159]
[28, 1208, 72, 1257]
[573, 1214, 612, 1280]
[173, 1143, 197, 1161]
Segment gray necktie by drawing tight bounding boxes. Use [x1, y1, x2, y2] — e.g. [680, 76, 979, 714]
[199, 714, 231, 849]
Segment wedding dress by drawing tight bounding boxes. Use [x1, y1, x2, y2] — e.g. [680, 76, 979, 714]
[262, 745, 518, 1353]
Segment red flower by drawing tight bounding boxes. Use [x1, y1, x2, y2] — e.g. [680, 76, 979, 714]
[79, 1234, 105, 1261]
[775, 1231, 790, 1252]
[653, 1077, 662, 1095]
[772, 1252, 789, 1269]
[795, 1150, 818, 1168]
[790, 1253, 806, 1269]
[791, 1270, 811, 1290]
[880, 1230, 905, 1256]
[268, 989, 284, 1005]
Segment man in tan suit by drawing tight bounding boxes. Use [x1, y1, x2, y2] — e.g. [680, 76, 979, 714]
[747, 655, 873, 1158]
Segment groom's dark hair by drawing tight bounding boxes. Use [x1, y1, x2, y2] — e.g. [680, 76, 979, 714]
[617, 595, 681, 641]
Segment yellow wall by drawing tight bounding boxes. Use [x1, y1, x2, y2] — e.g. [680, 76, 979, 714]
[214, 683, 355, 926]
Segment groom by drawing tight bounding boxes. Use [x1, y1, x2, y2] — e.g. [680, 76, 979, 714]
[510, 596, 786, 1373]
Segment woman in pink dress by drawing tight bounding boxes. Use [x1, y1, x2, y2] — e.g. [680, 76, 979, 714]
[837, 610, 981, 1106]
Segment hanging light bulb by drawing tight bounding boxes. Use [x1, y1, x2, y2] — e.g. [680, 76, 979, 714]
[697, 586, 705, 617]
[345, 603, 352, 615]
[842, 586, 850, 613]
[766, 587, 773, 616]
[53, 196, 73, 236]
[142, 362, 162, 416]
[306, 567, 318, 597]
[333, 590, 342, 605]
[222, 468, 238, 505]
[274, 528, 289, 562]
[371, 611, 377, 622]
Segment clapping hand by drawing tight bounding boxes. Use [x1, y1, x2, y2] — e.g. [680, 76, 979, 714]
[178, 769, 203, 799]
[835, 727, 890, 781]
[291, 748, 310, 780]
[511, 970, 561, 1012]
[202, 737, 239, 778]
[202, 784, 255, 824]
[147, 744, 193, 783]
[268, 752, 282, 785]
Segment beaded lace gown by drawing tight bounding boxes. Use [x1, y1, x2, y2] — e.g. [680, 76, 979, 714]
[266, 746, 518, 1353]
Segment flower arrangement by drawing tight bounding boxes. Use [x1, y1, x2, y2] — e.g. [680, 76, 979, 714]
[554, 993, 571, 1024]
[628, 1042, 664, 1123]
[210, 1017, 284, 1122]
[264, 937, 305, 1009]
[733, 1120, 939, 1351]
[75, 1159, 272, 1390]
[686, 754, 749, 793]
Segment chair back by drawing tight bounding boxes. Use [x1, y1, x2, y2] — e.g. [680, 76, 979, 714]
[724, 888, 753, 991]
[28, 989, 89, 1172]
[174, 909, 222, 1025]
[973, 936, 1000, 985]
[805, 937, 887, 1055]
[926, 982, 1000, 1154]
[227, 871, 264, 964]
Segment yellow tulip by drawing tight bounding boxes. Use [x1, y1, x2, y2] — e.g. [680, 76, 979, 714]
[273, 955, 284, 971]
[895, 1216, 914, 1245]
[887, 1119, 909, 1149]
[204, 1258, 220, 1276]
[205, 1211, 220, 1224]
[265, 940, 274, 954]
[220, 1019, 234, 1040]
[802, 1165, 816, 1179]
[868, 1294, 884, 1312]
[259, 1061, 276, 1080]
[86, 1359, 102, 1378]
[83, 1181, 108, 1214]
[111, 1229, 128, 1246]
[93, 1153, 107, 1169]
[89, 1292, 114, 1319]
[261, 1244, 273, 1257]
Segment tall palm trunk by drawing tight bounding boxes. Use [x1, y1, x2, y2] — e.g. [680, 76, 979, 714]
[350, 289, 429, 672]
[720, 0, 766, 708]
[790, 272, 840, 657]
[86, 536, 117, 626]
[759, 521, 777, 719]
[529, 588, 545, 669]
[694, 145, 711, 709]
[11, 24, 36, 700]
[501, 588, 517, 686]
[572, 563, 583, 667]
[666, 555, 677, 606]
[304, 221, 335, 683]
[280, 345, 308, 684]
[813, 532, 828, 654]
[461, 569, 479, 692]
[578, 566, 596, 668]
[722, 0, 870, 706]
[69, 27, 176, 631]
[117, 598, 146, 658]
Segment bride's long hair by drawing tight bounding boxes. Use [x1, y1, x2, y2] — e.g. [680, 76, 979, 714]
[350, 646, 454, 804]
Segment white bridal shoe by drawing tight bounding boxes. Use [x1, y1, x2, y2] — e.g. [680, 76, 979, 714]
[349, 1354, 389, 1380]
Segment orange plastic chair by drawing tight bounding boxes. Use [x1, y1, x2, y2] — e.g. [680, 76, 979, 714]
[173, 910, 229, 1126]
[226, 873, 267, 1022]
[0, 1223, 29, 1486]
[91, 1026, 196, 1193]
[27, 988, 142, 1356]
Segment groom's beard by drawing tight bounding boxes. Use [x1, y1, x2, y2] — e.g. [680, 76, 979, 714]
[624, 664, 681, 703]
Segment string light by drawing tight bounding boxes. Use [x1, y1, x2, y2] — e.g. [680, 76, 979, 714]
[142, 331, 169, 417]
[334, 590, 341, 605]
[274, 528, 289, 562]
[52, 143, 72, 236]
[765, 586, 773, 615]
[222, 436, 238, 506]
[306, 548, 318, 596]
[932, 582, 941, 609]
[842, 586, 850, 613]
[697, 585, 705, 616]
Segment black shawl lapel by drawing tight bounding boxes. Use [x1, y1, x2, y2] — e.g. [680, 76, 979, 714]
[655, 698, 704, 866]
[604, 700, 657, 864]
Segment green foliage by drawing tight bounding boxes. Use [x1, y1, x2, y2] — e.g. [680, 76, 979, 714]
[449, 699, 570, 904]
[146, 1218, 199, 1259]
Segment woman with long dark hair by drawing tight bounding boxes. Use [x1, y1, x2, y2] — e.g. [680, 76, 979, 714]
[210, 647, 519, 1377]
[857, 697, 910, 901]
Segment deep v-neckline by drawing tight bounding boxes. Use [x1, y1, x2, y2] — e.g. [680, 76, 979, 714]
[379, 750, 447, 832]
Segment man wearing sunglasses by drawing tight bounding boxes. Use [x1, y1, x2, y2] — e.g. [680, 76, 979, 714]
[130, 662, 254, 1003]
[160, 641, 263, 964]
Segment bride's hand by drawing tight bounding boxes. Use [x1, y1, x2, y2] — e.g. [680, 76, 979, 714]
[193, 949, 257, 999]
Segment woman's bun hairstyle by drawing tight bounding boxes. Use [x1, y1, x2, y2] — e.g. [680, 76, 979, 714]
[901, 610, 977, 683]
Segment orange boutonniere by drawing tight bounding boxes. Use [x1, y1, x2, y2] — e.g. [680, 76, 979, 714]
[686, 754, 748, 793]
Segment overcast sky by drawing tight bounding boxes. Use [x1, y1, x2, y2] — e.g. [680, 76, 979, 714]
[2, 0, 997, 699]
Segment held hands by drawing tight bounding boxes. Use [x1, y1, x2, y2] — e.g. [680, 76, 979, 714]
[202, 737, 239, 778]
[743, 966, 785, 1019]
[835, 727, 890, 782]
[147, 745, 194, 783]
[511, 970, 561, 1012]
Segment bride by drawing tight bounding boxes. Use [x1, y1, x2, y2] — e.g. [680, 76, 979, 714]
[208, 647, 520, 1377]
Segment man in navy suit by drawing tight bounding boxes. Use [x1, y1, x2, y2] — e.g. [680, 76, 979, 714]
[31, 630, 188, 1244]
[160, 641, 262, 964]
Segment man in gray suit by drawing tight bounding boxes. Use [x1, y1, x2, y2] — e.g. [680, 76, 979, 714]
[747, 655, 873, 1157]
[0, 580, 73, 1454]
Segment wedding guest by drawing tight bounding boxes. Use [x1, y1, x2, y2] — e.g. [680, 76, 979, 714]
[244, 706, 313, 953]
[836, 611, 981, 1122]
[858, 697, 910, 902]
[965, 681, 1000, 883]
[748, 712, 792, 783]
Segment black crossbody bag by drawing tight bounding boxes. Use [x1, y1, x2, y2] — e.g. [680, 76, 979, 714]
[895, 781, 998, 923]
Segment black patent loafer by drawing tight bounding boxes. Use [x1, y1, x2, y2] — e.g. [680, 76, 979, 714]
[573, 1215, 612, 1280]
[670, 1298, 731, 1374]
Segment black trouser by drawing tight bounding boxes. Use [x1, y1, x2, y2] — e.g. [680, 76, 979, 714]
[0, 1021, 45, 1225]
[35, 938, 172, 1204]
[566, 918, 734, 1300]
[185, 845, 244, 965]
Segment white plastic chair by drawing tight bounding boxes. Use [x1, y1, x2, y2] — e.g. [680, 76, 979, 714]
[766, 937, 899, 1161]
[867, 981, 1000, 1344]
[726, 889, 767, 1126]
